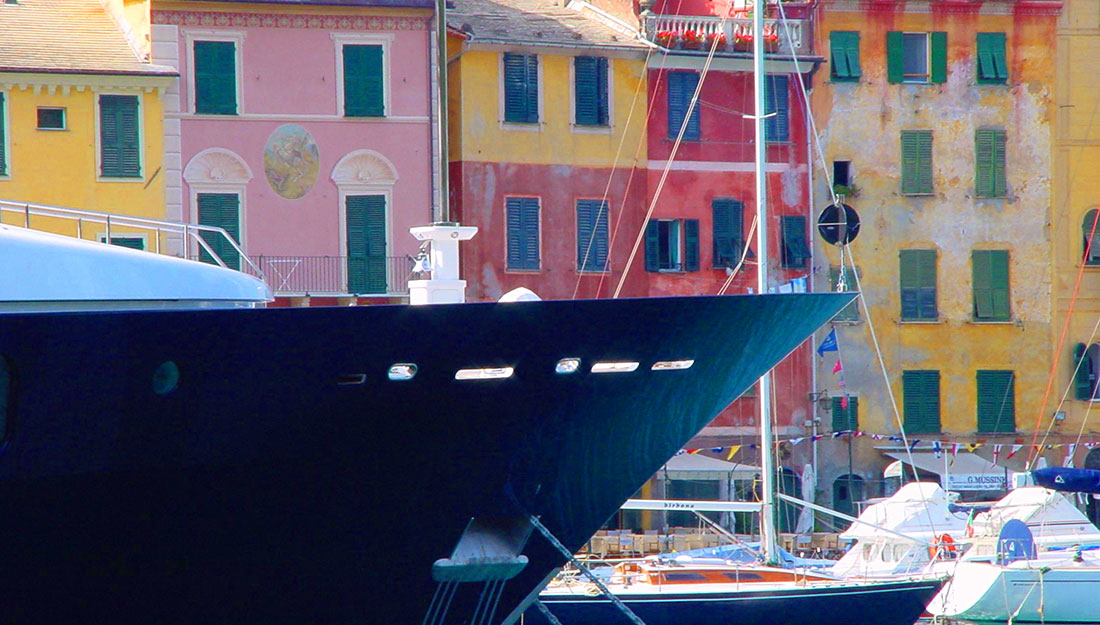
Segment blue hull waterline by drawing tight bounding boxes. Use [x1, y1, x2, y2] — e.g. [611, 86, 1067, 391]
[0, 293, 851, 624]
[529, 578, 945, 625]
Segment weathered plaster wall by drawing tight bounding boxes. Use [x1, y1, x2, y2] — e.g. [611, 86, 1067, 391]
[810, 1, 1059, 496]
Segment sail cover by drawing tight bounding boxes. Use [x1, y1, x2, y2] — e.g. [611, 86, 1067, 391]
[1032, 467, 1100, 494]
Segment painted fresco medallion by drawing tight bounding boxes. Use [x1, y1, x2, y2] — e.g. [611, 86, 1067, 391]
[263, 124, 320, 200]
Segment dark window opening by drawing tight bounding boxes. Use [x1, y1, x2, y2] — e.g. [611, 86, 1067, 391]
[833, 160, 851, 187]
[36, 108, 65, 130]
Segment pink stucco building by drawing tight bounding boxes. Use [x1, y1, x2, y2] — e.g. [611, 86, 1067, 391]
[151, 0, 437, 303]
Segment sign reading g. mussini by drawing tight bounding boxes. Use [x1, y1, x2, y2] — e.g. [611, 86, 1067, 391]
[946, 474, 1007, 491]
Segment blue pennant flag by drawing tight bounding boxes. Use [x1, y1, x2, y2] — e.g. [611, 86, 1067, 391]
[817, 329, 838, 357]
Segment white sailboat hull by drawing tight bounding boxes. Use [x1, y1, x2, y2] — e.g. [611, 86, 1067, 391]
[927, 559, 1100, 622]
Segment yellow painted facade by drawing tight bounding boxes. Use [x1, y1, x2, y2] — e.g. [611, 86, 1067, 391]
[448, 42, 648, 168]
[0, 76, 171, 238]
[808, 1, 1061, 494]
[1054, 0, 1100, 452]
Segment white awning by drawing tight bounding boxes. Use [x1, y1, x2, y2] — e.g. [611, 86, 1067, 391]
[661, 454, 759, 480]
[884, 452, 1007, 491]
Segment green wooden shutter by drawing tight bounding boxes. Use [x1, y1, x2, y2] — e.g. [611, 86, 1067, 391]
[930, 31, 947, 84]
[972, 249, 993, 320]
[903, 370, 940, 433]
[831, 396, 858, 431]
[886, 31, 904, 83]
[973, 250, 1013, 321]
[684, 219, 699, 271]
[1075, 343, 1094, 400]
[917, 130, 933, 193]
[668, 72, 700, 140]
[506, 197, 524, 270]
[644, 220, 659, 272]
[197, 193, 241, 270]
[977, 370, 1015, 433]
[780, 215, 809, 268]
[901, 130, 932, 194]
[344, 45, 384, 117]
[522, 198, 539, 269]
[764, 75, 789, 143]
[1084, 209, 1100, 265]
[506, 197, 539, 270]
[976, 32, 1008, 84]
[830, 31, 861, 81]
[917, 249, 937, 319]
[194, 41, 236, 115]
[992, 129, 1006, 197]
[574, 57, 608, 126]
[525, 55, 539, 124]
[712, 198, 743, 267]
[503, 53, 527, 123]
[975, 129, 1006, 198]
[900, 249, 936, 320]
[577, 199, 608, 271]
[99, 95, 141, 178]
[346, 195, 386, 293]
[0, 93, 6, 176]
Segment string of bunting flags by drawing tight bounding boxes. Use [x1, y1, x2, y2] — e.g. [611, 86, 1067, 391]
[678, 436, 1100, 464]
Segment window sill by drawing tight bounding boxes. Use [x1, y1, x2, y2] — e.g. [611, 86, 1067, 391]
[192, 112, 240, 117]
[345, 114, 387, 119]
[969, 318, 1014, 325]
[828, 78, 862, 84]
[975, 430, 1019, 435]
[36, 127, 68, 132]
[899, 319, 942, 324]
[97, 176, 145, 183]
[901, 192, 936, 197]
[572, 124, 612, 135]
[974, 80, 1009, 87]
[504, 268, 541, 274]
[578, 269, 611, 275]
[501, 121, 542, 132]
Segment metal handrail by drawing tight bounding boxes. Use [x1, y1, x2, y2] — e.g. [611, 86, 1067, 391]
[0, 199, 266, 281]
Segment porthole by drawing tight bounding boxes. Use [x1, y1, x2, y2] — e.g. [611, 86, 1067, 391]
[388, 364, 418, 381]
[152, 360, 180, 396]
[555, 358, 581, 375]
[455, 367, 514, 381]
[591, 361, 639, 374]
[651, 359, 694, 371]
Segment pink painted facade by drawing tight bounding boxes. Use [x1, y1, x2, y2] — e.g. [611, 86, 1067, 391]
[151, 3, 435, 301]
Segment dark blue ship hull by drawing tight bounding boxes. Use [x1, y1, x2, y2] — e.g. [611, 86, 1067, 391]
[0, 293, 851, 624]
[530, 578, 945, 625]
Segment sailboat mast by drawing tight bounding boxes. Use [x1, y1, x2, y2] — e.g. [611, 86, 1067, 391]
[435, 0, 450, 222]
[752, 0, 779, 565]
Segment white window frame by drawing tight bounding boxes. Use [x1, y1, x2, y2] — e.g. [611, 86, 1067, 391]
[332, 32, 393, 118]
[902, 32, 930, 84]
[499, 52, 543, 131]
[36, 107, 66, 131]
[569, 56, 614, 134]
[183, 29, 246, 115]
[94, 90, 145, 183]
[0, 88, 10, 179]
[503, 195, 542, 273]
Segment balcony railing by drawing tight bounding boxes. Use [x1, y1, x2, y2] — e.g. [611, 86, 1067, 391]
[247, 255, 415, 297]
[642, 13, 810, 56]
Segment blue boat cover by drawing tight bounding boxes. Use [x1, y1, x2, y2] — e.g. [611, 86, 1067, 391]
[997, 519, 1036, 565]
[1032, 467, 1100, 494]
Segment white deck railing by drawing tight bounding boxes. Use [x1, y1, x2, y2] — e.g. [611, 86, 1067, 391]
[642, 13, 809, 55]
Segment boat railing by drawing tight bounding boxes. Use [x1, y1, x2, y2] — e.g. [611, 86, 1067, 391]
[0, 199, 265, 281]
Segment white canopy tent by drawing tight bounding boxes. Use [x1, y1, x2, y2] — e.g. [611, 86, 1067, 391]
[884, 451, 1008, 491]
[661, 453, 759, 480]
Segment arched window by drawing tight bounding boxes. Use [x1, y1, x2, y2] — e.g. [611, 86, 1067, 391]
[833, 474, 865, 521]
[1073, 343, 1100, 400]
[1084, 209, 1100, 265]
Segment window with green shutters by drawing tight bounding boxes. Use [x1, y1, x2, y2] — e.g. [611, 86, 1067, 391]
[780, 215, 810, 268]
[900, 249, 937, 321]
[667, 71, 700, 140]
[901, 130, 933, 194]
[574, 56, 609, 127]
[644, 219, 699, 272]
[196, 193, 240, 270]
[829, 266, 860, 321]
[577, 199, 609, 272]
[1084, 209, 1100, 266]
[831, 396, 858, 431]
[976, 32, 1008, 84]
[1074, 343, 1099, 400]
[194, 41, 237, 115]
[764, 75, 789, 143]
[975, 128, 1006, 198]
[506, 197, 540, 271]
[830, 31, 861, 82]
[503, 53, 539, 124]
[99, 94, 141, 178]
[99, 235, 145, 250]
[972, 249, 1010, 321]
[903, 370, 941, 433]
[346, 195, 387, 293]
[0, 93, 6, 176]
[887, 31, 946, 84]
[712, 198, 743, 268]
[343, 44, 384, 117]
[976, 370, 1015, 433]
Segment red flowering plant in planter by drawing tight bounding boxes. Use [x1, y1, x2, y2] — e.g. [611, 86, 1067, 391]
[763, 31, 780, 52]
[705, 32, 728, 50]
[733, 32, 753, 52]
[655, 30, 677, 47]
[680, 29, 705, 49]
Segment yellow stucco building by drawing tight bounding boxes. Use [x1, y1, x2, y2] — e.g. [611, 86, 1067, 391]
[0, 0, 175, 244]
[1054, 0, 1100, 480]
[809, 0, 1061, 510]
[446, 0, 652, 301]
